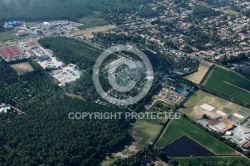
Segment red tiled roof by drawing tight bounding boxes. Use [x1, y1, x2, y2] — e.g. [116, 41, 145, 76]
[25, 42, 37, 47]
[243, 141, 250, 149]
[0, 46, 23, 58]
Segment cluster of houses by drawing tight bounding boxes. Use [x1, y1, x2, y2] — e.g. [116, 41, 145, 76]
[108, 0, 250, 62]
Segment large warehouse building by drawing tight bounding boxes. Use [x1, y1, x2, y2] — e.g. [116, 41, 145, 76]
[0, 45, 25, 62]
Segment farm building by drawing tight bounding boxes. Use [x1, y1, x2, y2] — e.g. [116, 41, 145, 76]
[0, 45, 25, 62]
[208, 118, 235, 133]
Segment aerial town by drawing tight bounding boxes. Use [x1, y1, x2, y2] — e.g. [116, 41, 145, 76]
[0, 0, 250, 165]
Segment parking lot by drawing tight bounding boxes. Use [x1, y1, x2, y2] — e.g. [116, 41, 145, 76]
[49, 64, 82, 86]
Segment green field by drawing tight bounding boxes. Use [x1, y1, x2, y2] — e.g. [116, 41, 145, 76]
[174, 156, 250, 166]
[133, 119, 163, 149]
[0, 31, 16, 42]
[156, 117, 237, 155]
[78, 14, 108, 29]
[203, 66, 250, 104]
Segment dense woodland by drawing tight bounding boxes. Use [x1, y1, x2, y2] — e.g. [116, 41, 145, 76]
[0, 60, 132, 166]
[38, 37, 102, 100]
[39, 37, 101, 70]
[0, 0, 151, 22]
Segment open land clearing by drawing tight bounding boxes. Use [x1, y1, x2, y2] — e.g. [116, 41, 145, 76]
[179, 90, 242, 120]
[202, 66, 250, 104]
[156, 117, 237, 155]
[224, 9, 240, 15]
[132, 119, 163, 150]
[78, 16, 108, 29]
[184, 60, 213, 84]
[71, 25, 117, 38]
[10, 62, 34, 75]
[102, 119, 163, 165]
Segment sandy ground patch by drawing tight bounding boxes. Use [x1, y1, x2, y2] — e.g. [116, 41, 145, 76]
[10, 62, 34, 75]
[184, 60, 213, 84]
[216, 110, 227, 116]
[200, 103, 215, 111]
[233, 113, 244, 119]
[71, 25, 117, 38]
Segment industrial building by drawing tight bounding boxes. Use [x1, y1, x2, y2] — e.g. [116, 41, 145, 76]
[25, 50, 37, 58]
[24, 41, 39, 49]
[208, 118, 235, 133]
[16, 30, 29, 37]
[4, 21, 21, 29]
[0, 45, 25, 62]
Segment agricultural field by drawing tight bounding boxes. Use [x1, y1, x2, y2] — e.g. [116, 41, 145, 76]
[184, 60, 213, 84]
[156, 117, 237, 155]
[10, 62, 34, 75]
[174, 156, 250, 166]
[179, 90, 242, 120]
[202, 66, 250, 104]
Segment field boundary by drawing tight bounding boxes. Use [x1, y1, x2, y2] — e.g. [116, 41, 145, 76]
[223, 81, 250, 93]
[153, 112, 174, 148]
[200, 65, 215, 85]
[216, 64, 250, 82]
[156, 117, 238, 155]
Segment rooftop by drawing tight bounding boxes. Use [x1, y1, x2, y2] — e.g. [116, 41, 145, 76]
[0, 46, 23, 58]
[25, 41, 38, 48]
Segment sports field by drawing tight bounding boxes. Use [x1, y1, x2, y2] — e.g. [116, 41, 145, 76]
[202, 66, 250, 104]
[10, 62, 34, 75]
[156, 117, 237, 155]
